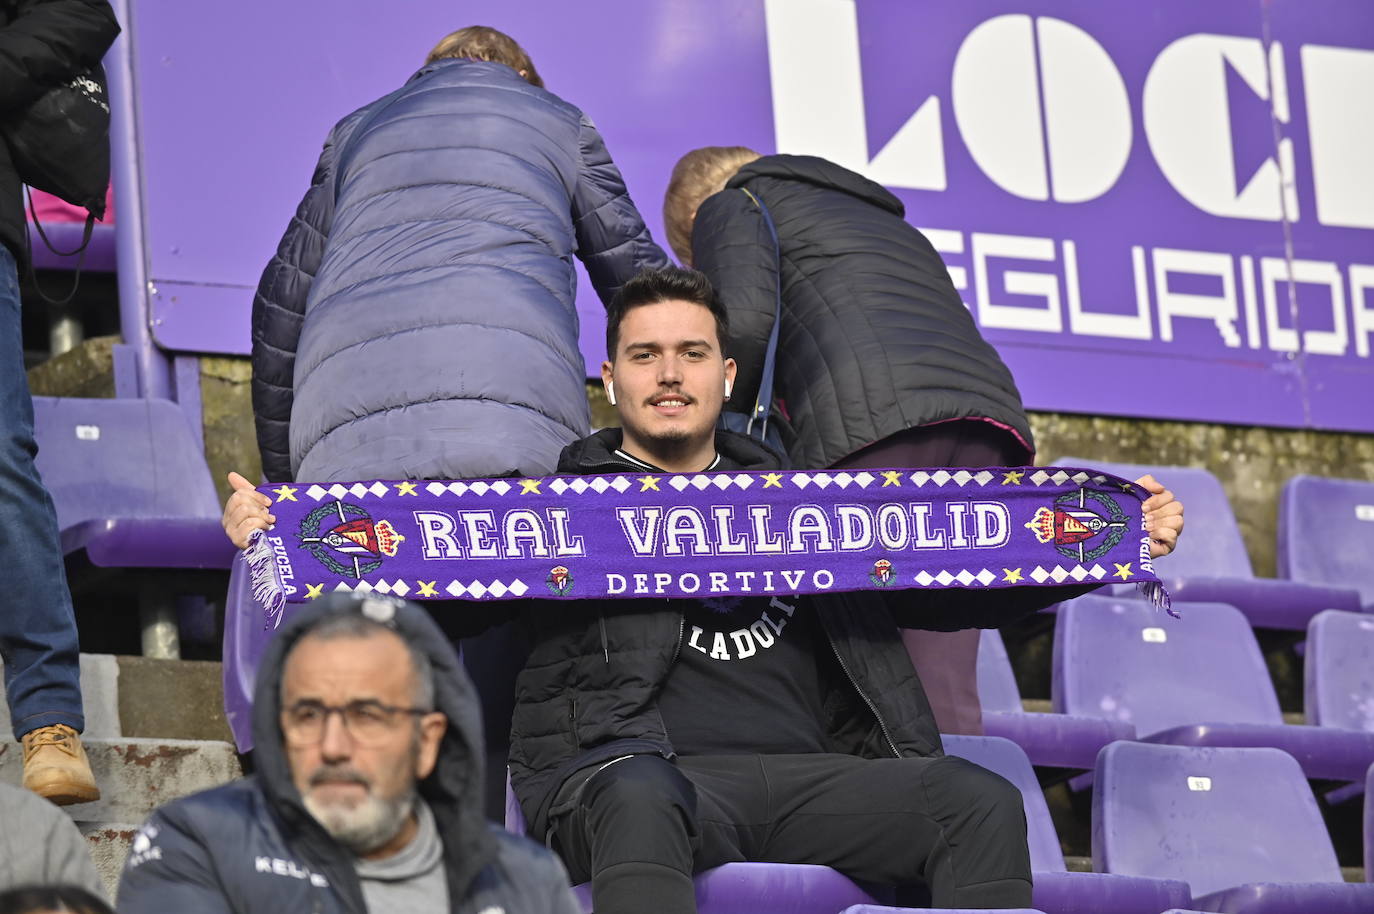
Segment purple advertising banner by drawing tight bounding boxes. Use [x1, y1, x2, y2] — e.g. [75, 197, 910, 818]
[121, 0, 1374, 431]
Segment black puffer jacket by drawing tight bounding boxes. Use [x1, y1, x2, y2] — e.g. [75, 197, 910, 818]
[0, 0, 118, 262]
[117, 596, 579, 914]
[692, 154, 1034, 469]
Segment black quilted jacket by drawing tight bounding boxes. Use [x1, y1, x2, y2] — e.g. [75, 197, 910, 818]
[692, 154, 1034, 469]
[0, 0, 118, 262]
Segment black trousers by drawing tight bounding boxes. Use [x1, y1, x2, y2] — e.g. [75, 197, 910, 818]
[550, 753, 1032, 913]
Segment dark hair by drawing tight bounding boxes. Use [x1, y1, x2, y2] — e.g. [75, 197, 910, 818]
[0, 886, 114, 914]
[605, 267, 730, 359]
[425, 26, 543, 88]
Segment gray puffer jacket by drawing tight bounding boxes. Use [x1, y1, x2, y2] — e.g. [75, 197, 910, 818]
[251, 59, 667, 483]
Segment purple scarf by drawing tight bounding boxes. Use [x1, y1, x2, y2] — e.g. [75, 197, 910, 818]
[244, 466, 1170, 628]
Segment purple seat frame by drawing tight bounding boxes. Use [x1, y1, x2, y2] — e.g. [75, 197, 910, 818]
[1095, 742, 1374, 913]
[944, 734, 1190, 914]
[1051, 458, 1362, 630]
[1055, 595, 1374, 782]
[978, 629, 1135, 770]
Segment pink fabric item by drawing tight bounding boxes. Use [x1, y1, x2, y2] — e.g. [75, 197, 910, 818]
[25, 186, 115, 223]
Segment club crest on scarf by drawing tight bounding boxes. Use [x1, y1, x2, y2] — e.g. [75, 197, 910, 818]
[546, 565, 575, 596]
[869, 558, 895, 587]
[1025, 488, 1129, 562]
[299, 501, 403, 578]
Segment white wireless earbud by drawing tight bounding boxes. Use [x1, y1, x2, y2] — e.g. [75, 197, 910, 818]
[606, 381, 617, 406]
[724, 381, 733, 400]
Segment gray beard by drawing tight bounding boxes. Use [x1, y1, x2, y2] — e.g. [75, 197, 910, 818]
[304, 784, 417, 856]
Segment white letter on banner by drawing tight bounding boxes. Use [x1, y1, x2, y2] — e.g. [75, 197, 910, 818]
[911, 504, 947, 549]
[459, 511, 498, 559]
[606, 574, 626, 595]
[748, 506, 785, 554]
[972, 233, 1064, 332]
[946, 502, 971, 548]
[1153, 248, 1241, 347]
[414, 511, 462, 559]
[1066, 240, 1153, 340]
[1351, 265, 1374, 358]
[502, 510, 550, 559]
[787, 505, 835, 552]
[1260, 257, 1348, 356]
[763, 0, 946, 190]
[877, 504, 910, 550]
[835, 505, 874, 551]
[973, 502, 1011, 548]
[546, 508, 585, 557]
[1302, 45, 1374, 229]
[663, 507, 711, 556]
[1144, 34, 1294, 221]
[617, 507, 662, 556]
[711, 506, 750, 554]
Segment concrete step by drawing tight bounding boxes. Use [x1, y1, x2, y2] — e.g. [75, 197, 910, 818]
[82, 822, 138, 902]
[0, 653, 121, 738]
[0, 737, 241, 823]
[1, 653, 234, 744]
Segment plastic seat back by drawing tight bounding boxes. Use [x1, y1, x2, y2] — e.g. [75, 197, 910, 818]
[1280, 475, 1374, 608]
[1305, 609, 1374, 732]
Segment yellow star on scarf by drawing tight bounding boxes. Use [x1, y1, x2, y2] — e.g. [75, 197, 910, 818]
[304, 583, 324, 600]
[1002, 470, 1024, 485]
[1002, 568, 1024, 584]
[1119, 482, 1135, 493]
[396, 481, 419, 496]
[1114, 563, 1133, 580]
[519, 479, 542, 495]
[416, 581, 438, 598]
[638, 476, 660, 492]
[272, 485, 298, 502]
[881, 471, 903, 487]
[762, 473, 784, 489]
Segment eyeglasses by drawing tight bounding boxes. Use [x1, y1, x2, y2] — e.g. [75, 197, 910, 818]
[281, 699, 432, 746]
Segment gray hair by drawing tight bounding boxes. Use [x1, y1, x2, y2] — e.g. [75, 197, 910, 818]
[288, 610, 436, 710]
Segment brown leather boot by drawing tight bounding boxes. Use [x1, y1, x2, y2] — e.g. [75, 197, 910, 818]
[21, 724, 100, 805]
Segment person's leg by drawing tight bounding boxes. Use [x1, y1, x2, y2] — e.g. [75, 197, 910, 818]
[0, 246, 96, 803]
[549, 754, 744, 914]
[758, 753, 1032, 909]
[832, 422, 1029, 736]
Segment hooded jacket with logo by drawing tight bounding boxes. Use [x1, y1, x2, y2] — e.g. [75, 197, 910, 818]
[116, 597, 580, 914]
[509, 428, 1091, 842]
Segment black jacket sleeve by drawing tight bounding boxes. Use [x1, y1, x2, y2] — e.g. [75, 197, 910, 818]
[0, 0, 119, 112]
[250, 124, 345, 483]
[691, 188, 779, 421]
[570, 113, 668, 307]
[884, 583, 1104, 631]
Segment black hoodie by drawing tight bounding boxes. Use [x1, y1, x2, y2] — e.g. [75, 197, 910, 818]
[117, 594, 579, 914]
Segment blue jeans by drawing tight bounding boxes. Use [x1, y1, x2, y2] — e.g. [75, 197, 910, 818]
[0, 245, 84, 738]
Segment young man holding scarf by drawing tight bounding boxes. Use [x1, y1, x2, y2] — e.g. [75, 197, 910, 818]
[225, 267, 1183, 913]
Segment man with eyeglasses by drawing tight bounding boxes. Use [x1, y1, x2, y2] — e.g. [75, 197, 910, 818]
[115, 594, 579, 914]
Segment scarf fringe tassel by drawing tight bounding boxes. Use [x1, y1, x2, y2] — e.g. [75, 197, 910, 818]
[243, 529, 287, 629]
[1137, 580, 1178, 618]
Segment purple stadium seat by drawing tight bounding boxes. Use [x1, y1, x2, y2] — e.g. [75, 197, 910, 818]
[978, 630, 1135, 770]
[838, 908, 1046, 914]
[1304, 610, 1374, 733]
[1054, 595, 1374, 782]
[1094, 742, 1374, 913]
[1051, 458, 1362, 629]
[27, 221, 117, 272]
[1279, 475, 1374, 611]
[944, 734, 1190, 914]
[502, 772, 884, 914]
[222, 556, 309, 752]
[32, 397, 235, 569]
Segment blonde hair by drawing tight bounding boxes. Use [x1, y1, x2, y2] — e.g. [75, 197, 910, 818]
[426, 26, 543, 88]
[663, 146, 761, 265]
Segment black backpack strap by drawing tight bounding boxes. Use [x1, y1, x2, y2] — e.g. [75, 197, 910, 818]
[739, 188, 783, 442]
[22, 186, 95, 307]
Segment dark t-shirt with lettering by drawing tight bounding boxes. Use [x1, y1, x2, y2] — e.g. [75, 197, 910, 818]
[657, 593, 831, 755]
